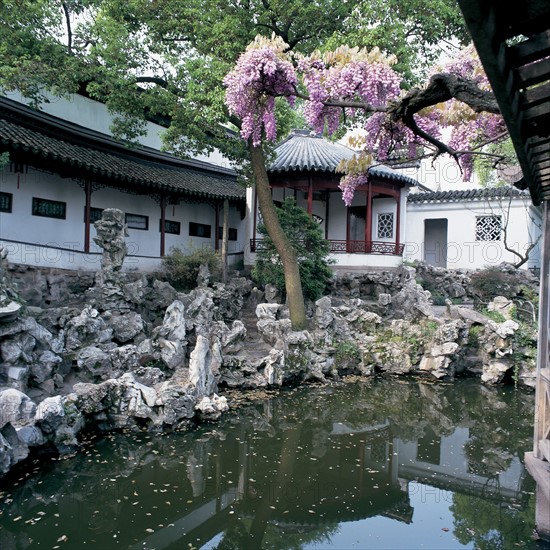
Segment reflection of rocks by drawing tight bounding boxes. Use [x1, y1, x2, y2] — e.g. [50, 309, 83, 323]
[0, 378, 535, 550]
[0, 239, 540, 481]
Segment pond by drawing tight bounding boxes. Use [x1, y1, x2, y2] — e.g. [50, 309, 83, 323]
[0, 378, 545, 550]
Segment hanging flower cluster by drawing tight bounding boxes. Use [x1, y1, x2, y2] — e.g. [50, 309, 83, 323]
[434, 44, 507, 179]
[224, 35, 297, 146]
[298, 47, 401, 135]
[338, 173, 370, 207]
[225, 38, 508, 204]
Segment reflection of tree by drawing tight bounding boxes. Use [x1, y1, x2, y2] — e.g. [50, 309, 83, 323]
[0, 378, 537, 550]
[451, 489, 536, 550]
[214, 518, 338, 550]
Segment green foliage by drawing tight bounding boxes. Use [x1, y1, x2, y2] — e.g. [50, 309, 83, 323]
[431, 293, 447, 306]
[470, 266, 525, 302]
[322, 0, 468, 85]
[0, 0, 466, 157]
[473, 138, 517, 188]
[479, 308, 506, 323]
[161, 246, 220, 291]
[0, 152, 9, 170]
[467, 324, 483, 347]
[253, 198, 334, 302]
[334, 340, 361, 367]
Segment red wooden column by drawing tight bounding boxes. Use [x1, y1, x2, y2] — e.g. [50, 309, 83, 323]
[160, 194, 166, 257]
[307, 176, 313, 216]
[324, 191, 330, 240]
[214, 200, 220, 251]
[365, 181, 373, 253]
[395, 192, 401, 255]
[346, 206, 351, 253]
[84, 180, 92, 253]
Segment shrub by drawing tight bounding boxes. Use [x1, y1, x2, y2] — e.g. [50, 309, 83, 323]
[470, 265, 524, 301]
[253, 198, 334, 302]
[162, 246, 220, 291]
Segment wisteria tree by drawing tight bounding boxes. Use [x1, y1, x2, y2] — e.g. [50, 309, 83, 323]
[224, 37, 508, 329]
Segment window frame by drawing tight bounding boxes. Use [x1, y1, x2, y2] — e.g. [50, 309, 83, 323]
[125, 212, 149, 231]
[377, 212, 394, 239]
[189, 221, 212, 239]
[0, 191, 13, 213]
[475, 215, 502, 241]
[32, 197, 66, 220]
[160, 219, 181, 235]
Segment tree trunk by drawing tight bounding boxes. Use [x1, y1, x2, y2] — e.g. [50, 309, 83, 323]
[249, 142, 307, 330]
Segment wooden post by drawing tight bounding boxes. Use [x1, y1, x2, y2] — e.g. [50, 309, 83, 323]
[395, 193, 401, 255]
[365, 182, 373, 253]
[160, 194, 166, 257]
[346, 205, 351, 253]
[307, 176, 313, 216]
[221, 199, 229, 283]
[325, 191, 330, 240]
[84, 180, 92, 253]
[214, 200, 220, 251]
[534, 200, 550, 459]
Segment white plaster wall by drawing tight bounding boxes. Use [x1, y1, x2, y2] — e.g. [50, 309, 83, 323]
[0, 166, 245, 270]
[404, 199, 542, 269]
[329, 253, 403, 269]
[0, 167, 86, 249]
[327, 191, 348, 241]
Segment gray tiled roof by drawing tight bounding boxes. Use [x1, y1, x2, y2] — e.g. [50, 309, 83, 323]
[0, 117, 245, 201]
[407, 186, 529, 204]
[269, 130, 418, 186]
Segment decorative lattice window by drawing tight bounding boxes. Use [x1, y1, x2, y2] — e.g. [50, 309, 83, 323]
[32, 197, 66, 219]
[475, 215, 502, 241]
[377, 213, 394, 239]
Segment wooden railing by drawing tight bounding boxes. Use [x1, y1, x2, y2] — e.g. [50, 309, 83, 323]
[250, 239, 404, 256]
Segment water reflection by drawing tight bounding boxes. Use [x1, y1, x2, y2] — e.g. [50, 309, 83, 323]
[0, 379, 542, 549]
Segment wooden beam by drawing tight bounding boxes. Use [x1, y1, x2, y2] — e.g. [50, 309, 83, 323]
[508, 30, 550, 68]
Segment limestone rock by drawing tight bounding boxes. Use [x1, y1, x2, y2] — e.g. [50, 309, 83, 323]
[109, 311, 145, 343]
[256, 303, 280, 321]
[77, 346, 112, 378]
[35, 395, 65, 434]
[481, 361, 511, 384]
[0, 301, 21, 323]
[189, 335, 221, 397]
[195, 394, 228, 419]
[0, 389, 36, 428]
[30, 350, 62, 384]
[264, 284, 281, 303]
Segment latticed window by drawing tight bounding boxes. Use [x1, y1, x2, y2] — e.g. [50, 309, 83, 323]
[475, 215, 502, 241]
[377, 213, 394, 239]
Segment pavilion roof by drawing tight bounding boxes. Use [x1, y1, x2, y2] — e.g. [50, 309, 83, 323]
[268, 130, 418, 187]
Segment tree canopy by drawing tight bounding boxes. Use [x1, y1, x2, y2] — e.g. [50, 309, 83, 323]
[0, 0, 468, 159]
[0, 0, 506, 329]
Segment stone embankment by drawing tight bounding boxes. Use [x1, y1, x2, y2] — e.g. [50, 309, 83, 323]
[0, 210, 539, 479]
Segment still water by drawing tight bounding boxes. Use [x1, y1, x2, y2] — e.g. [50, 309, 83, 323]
[0, 378, 544, 550]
